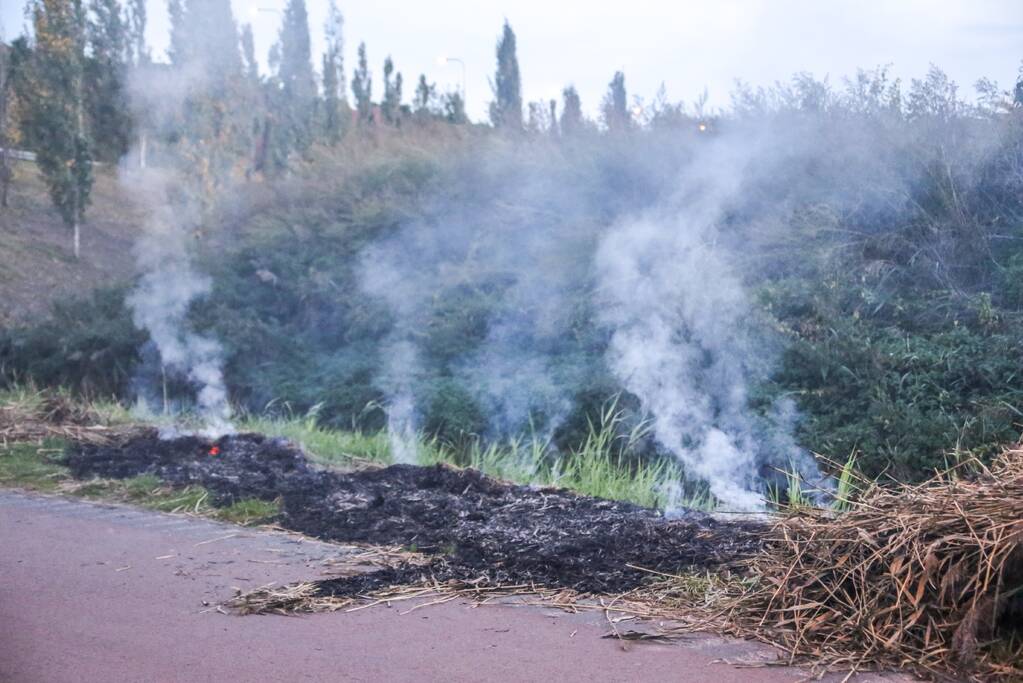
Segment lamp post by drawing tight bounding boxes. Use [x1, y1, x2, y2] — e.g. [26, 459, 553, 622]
[437, 55, 467, 105]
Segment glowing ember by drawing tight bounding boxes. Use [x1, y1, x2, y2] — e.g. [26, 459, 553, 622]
[208, 446, 220, 456]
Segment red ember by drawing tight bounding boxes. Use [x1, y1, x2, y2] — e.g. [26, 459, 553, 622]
[208, 446, 220, 456]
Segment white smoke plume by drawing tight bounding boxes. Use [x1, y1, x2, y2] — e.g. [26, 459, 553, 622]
[357, 135, 830, 505]
[597, 215, 764, 509]
[381, 340, 419, 464]
[123, 170, 232, 436]
[595, 138, 819, 510]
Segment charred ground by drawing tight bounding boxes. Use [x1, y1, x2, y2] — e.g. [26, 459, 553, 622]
[67, 431, 764, 594]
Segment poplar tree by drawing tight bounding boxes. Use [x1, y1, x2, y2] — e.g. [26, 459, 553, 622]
[86, 0, 132, 161]
[444, 91, 467, 124]
[489, 20, 522, 129]
[1015, 64, 1023, 107]
[167, 0, 246, 209]
[0, 44, 14, 210]
[166, 0, 186, 65]
[321, 0, 345, 143]
[414, 74, 436, 115]
[240, 25, 259, 83]
[560, 85, 583, 135]
[351, 42, 372, 122]
[24, 0, 93, 258]
[601, 71, 630, 132]
[274, 0, 316, 154]
[382, 56, 402, 124]
[125, 0, 148, 64]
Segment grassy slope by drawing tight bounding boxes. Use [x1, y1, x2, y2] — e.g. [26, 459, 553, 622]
[0, 163, 143, 327]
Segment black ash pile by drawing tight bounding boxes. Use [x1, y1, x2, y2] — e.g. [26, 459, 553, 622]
[68, 431, 764, 595]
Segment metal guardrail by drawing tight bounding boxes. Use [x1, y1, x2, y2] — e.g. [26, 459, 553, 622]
[0, 147, 108, 166]
[0, 147, 36, 162]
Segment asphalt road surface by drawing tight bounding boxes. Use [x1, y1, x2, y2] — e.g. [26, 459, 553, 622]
[0, 489, 911, 682]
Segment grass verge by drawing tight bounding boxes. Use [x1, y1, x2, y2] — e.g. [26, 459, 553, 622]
[0, 437, 279, 524]
[241, 402, 707, 510]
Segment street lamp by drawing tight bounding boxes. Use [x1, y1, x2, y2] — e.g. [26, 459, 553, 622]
[437, 55, 467, 104]
[249, 5, 280, 21]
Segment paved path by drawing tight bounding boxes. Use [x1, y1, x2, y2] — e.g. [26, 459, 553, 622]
[0, 490, 908, 682]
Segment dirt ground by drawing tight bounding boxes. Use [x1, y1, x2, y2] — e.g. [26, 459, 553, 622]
[0, 164, 142, 326]
[0, 489, 912, 683]
[69, 431, 765, 594]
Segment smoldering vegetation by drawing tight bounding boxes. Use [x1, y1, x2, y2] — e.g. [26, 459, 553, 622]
[4, 67, 1023, 504]
[67, 430, 764, 592]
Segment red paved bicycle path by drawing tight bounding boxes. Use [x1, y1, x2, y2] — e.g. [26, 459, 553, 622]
[0, 490, 910, 682]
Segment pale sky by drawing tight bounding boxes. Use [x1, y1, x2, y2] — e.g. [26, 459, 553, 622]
[3, 0, 1022, 120]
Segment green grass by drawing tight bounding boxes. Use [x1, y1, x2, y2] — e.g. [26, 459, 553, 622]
[215, 498, 280, 524]
[0, 384, 48, 413]
[0, 439, 69, 491]
[239, 415, 392, 465]
[2, 388, 856, 513]
[244, 399, 712, 510]
[72, 472, 278, 522]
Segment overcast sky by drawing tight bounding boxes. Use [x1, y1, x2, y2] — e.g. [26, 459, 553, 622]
[3, 0, 1022, 120]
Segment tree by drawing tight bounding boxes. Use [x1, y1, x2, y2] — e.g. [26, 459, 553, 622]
[601, 71, 630, 132]
[125, 0, 148, 64]
[560, 85, 583, 136]
[240, 24, 259, 83]
[166, 0, 247, 210]
[381, 56, 402, 124]
[1015, 62, 1023, 108]
[414, 74, 436, 116]
[351, 42, 372, 122]
[274, 0, 316, 155]
[321, 0, 345, 143]
[24, 0, 93, 258]
[0, 42, 17, 210]
[443, 91, 467, 124]
[489, 20, 521, 129]
[86, 0, 133, 162]
[166, 0, 186, 65]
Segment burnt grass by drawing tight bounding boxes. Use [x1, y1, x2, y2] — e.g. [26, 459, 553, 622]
[67, 431, 766, 596]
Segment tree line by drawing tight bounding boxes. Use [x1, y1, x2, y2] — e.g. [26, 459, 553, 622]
[0, 2, 531, 257]
[1, 1, 1022, 260]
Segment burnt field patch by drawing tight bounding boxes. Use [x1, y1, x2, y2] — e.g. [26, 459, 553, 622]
[67, 431, 765, 594]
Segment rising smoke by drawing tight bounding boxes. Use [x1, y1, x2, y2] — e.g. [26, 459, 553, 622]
[594, 137, 813, 509]
[357, 132, 829, 510]
[119, 61, 234, 436]
[122, 168, 233, 436]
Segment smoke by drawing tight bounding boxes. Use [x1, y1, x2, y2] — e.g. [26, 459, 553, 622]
[355, 131, 833, 508]
[380, 340, 419, 464]
[122, 170, 232, 436]
[596, 213, 765, 509]
[118, 55, 234, 436]
[594, 137, 811, 510]
[357, 150, 597, 449]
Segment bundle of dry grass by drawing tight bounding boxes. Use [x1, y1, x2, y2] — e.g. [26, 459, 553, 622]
[722, 449, 1023, 681]
[0, 392, 134, 446]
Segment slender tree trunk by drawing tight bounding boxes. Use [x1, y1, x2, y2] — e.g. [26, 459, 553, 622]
[72, 30, 85, 261]
[0, 74, 9, 212]
[0, 151, 9, 210]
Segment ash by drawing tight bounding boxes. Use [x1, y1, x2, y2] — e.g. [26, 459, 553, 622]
[68, 432, 765, 594]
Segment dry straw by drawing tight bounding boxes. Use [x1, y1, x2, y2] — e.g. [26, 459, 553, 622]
[711, 448, 1023, 681]
[0, 393, 137, 446]
[229, 450, 1023, 681]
